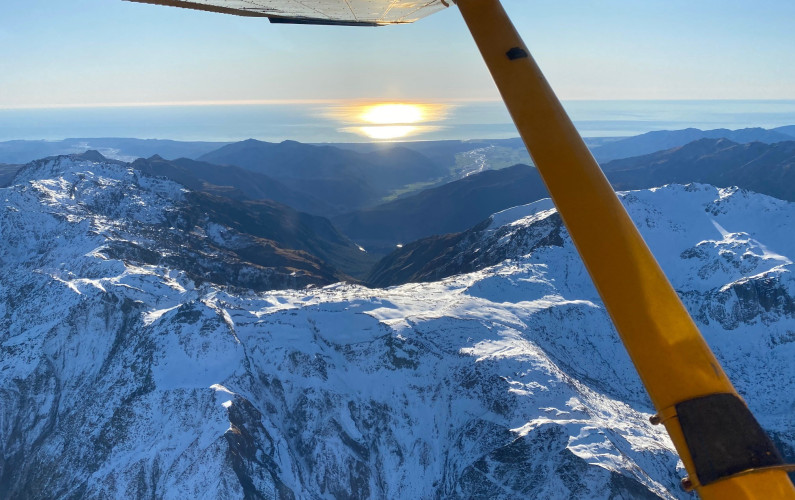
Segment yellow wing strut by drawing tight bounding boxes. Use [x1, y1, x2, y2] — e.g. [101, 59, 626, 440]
[454, 0, 795, 497]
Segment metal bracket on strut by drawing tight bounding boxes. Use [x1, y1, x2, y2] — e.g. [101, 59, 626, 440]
[649, 405, 678, 426]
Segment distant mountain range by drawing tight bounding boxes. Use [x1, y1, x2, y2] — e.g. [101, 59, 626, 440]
[4, 123, 793, 178]
[337, 138, 795, 254]
[131, 155, 335, 215]
[590, 126, 795, 162]
[603, 138, 795, 201]
[198, 139, 449, 214]
[4, 129, 795, 267]
[333, 164, 548, 254]
[0, 138, 230, 164]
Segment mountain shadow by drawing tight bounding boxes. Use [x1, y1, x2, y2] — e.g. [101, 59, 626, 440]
[366, 209, 565, 288]
[333, 164, 549, 255]
[131, 155, 334, 215]
[198, 139, 447, 215]
[184, 192, 378, 280]
[0, 163, 21, 187]
[603, 138, 795, 201]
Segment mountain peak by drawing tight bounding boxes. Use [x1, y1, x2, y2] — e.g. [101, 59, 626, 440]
[71, 149, 108, 162]
[240, 138, 267, 145]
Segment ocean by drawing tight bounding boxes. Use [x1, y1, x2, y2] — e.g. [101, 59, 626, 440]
[1, 100, 794, 143]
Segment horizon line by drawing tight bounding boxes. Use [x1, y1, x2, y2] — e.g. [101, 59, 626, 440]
[3, 97, 795, 111]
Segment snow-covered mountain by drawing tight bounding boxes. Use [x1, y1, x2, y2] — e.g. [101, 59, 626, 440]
[1, 157, 793, 499]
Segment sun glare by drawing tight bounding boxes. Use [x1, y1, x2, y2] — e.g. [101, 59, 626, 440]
[358, 126, 418, 140]
[325, 101, 451, 141]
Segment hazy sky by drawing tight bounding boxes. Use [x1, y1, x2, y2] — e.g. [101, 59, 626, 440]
[1, 0, 794, 108]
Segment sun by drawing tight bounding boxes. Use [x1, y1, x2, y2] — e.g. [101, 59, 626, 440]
[359, 103, 425, 125]
[357, 103, 434, 139]
[327, 101, 450, 141]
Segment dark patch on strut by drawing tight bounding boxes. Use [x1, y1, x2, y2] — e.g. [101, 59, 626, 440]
[506, 47, 528, 60]
[676, 393, 784, 486]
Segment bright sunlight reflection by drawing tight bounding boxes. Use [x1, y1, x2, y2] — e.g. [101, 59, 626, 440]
[360, 103, 425, 125]
[325, 101, 451, 141]
[359, 126, 418, 140]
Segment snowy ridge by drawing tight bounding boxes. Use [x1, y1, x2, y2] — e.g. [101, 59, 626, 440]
[1, 158, 794, 498]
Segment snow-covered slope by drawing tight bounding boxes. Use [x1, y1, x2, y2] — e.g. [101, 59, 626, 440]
[1, 158, 793, 498]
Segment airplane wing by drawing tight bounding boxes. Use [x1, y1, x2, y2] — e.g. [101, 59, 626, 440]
[123, 0, 450, 26]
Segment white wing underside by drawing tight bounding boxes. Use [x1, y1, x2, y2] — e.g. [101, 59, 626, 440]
[123, 0, 449, 25]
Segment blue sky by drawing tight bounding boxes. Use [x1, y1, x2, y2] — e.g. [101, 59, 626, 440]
[1, 0, 794, 108]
